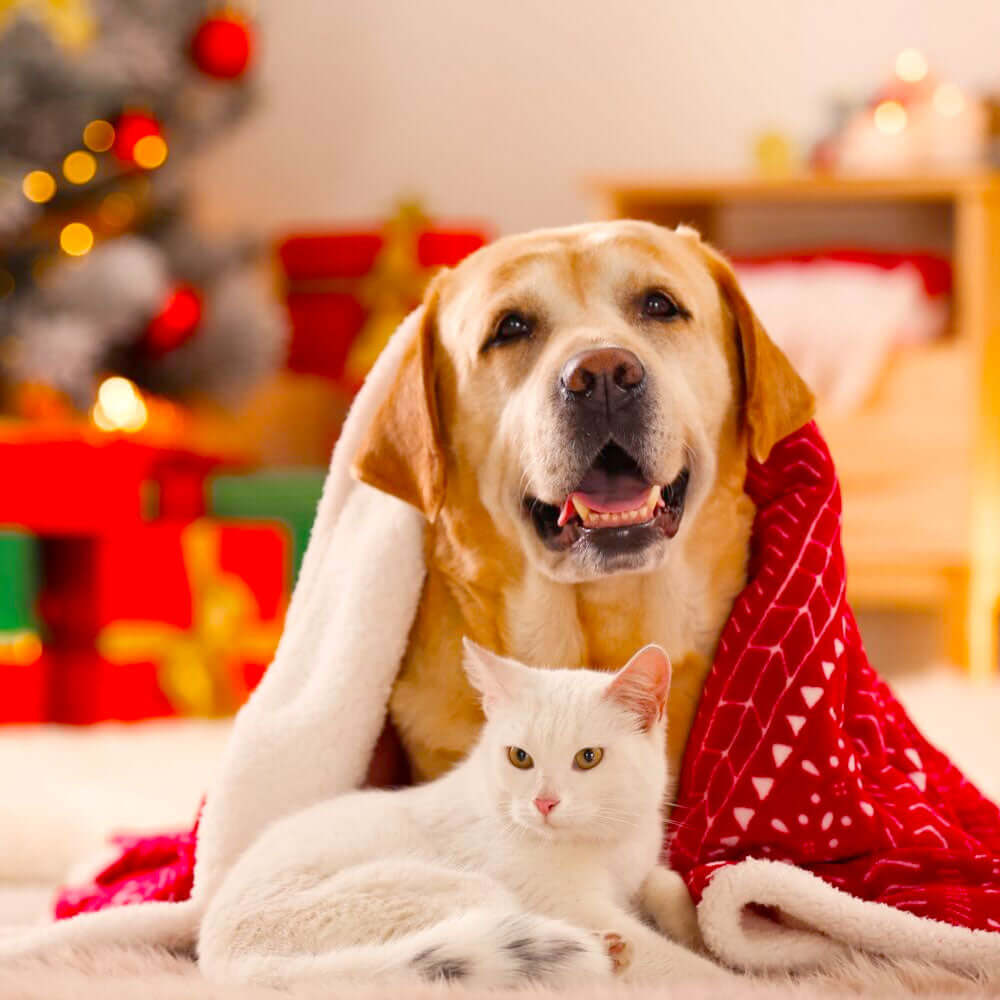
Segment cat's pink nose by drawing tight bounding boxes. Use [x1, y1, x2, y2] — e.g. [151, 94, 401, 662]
[534, 796, 560, 817]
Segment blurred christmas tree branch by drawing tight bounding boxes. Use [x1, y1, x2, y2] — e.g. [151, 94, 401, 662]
[0, 0, 285, 418]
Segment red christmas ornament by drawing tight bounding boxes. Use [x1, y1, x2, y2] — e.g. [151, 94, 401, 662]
[111, 112, 163, 164]
[189, 11, 253, 80]
[144, 285, 203, 357]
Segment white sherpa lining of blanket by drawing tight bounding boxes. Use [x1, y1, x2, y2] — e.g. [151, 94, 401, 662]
[2, 307, 1000, 978]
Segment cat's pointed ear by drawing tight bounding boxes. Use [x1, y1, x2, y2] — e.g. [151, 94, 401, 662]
[605, 645, 671, 732]
[462, 638, 525, 716]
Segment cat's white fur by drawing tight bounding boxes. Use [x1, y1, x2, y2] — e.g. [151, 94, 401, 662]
[198, 641, 728, 988]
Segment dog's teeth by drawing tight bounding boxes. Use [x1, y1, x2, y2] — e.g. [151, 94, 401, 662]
[571, 496, 590, 520]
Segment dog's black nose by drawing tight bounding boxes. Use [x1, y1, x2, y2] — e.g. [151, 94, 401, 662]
[560, 348, 645, 411]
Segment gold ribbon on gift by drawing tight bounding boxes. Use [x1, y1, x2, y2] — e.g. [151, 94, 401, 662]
[97, 520, 283, 717]
[0, 630, 43, 665]
[342, 200, 435, 385]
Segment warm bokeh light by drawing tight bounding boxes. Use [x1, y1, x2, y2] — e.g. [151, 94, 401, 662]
[59, 221, 94, 256]
[21, 169, 56, 203]
[92, 376, 149, 432]
[82, 118, 115, 152]
[895, 48, 928, 83]
[99, 191, 136, 228]
[133, 135, 168, 169]
[0, 631, 43, 666]
[933, 82, 966, 117]
[873, 99, 908, 135]
[63, 150, 97, 184]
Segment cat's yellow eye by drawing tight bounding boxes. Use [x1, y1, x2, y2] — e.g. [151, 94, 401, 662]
[574, 747, 604, 770]
[507, 746, 534, 769]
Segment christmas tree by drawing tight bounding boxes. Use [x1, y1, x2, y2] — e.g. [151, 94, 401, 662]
[0, 0, 285, 426]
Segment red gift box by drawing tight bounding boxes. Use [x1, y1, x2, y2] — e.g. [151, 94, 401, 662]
[0, 633, 48, 723]
[44, 519, 289, 722]
[277, 225, 488, 385]
[0, 431, 225, 535]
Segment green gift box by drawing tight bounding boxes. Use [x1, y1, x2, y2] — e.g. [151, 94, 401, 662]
[0, 529, 40, 633]
[208, 469, 325, 584]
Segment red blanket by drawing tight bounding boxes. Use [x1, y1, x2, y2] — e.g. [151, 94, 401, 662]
[671, 422, 1000, 933]
[56, 423, 1000, 937]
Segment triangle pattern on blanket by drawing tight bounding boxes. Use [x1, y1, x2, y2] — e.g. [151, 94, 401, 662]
[669, 422, 1000, 934]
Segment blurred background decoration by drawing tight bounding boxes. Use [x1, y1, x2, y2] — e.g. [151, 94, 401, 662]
[0, 0, 284, 417]
[0, 1, 488, 725]
[809, 49, 993, 174]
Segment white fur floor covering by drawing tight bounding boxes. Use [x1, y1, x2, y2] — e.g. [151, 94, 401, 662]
[2, 664, 1000, 997]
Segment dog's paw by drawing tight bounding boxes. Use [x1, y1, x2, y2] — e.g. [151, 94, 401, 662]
[599, 931, 633, 974]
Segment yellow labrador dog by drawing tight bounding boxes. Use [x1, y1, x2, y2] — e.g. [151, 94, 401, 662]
[354, 221, 813, 782]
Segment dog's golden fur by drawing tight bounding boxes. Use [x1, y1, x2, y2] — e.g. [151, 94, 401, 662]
[353, 222, 814, 783]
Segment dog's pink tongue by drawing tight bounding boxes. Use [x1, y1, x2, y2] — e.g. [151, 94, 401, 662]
[557, 471, 652, 526]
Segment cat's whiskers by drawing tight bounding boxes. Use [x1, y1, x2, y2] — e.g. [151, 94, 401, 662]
[592, 809, 643, 831]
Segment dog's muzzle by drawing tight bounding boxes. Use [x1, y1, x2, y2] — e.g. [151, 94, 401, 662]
[522, 346, 689, 562]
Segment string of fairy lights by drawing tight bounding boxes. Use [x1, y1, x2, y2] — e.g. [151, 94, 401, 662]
[18, 113, 168, 262]
[1, 6, 254, 303]
[6, 111, 190, 432]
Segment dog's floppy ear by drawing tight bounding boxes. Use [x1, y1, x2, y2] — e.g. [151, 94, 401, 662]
[351, 288, 446, 520]
[687, 231, 815, 462]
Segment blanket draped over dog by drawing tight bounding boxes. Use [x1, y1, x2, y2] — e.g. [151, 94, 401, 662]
[668, 424, 1000, 969]
[8, 309, 1000, 974]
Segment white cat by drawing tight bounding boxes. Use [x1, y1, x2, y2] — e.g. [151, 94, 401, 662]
[198, 640, 726, 987]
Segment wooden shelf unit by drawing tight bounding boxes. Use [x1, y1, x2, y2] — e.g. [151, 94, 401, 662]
[587, 172, 1000, 677]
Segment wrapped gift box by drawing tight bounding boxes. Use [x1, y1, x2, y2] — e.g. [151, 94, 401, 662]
[0, 530, 48, 722]
[277, 223, 488, 387]
[0, 431, 225, 534]
[43, 519, 289, 722]
[0, 529, 39, 634]
[207, 468, 325, 583]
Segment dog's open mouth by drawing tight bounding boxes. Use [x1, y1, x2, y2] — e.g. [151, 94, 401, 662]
[524, 443, 690, 555]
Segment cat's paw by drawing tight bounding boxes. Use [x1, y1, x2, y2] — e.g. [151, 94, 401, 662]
[599, 931, 633, 974]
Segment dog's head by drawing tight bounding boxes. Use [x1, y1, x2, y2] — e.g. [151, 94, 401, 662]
[353, 221, 813, 583]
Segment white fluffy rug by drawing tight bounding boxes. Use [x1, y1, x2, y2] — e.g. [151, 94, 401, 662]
[2, 665, 1000, 995]
[0, 944, 993, 999]
[0, 718, 230, 887]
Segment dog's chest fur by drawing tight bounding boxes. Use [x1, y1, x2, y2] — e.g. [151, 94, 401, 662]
[389, 483, 752, 784]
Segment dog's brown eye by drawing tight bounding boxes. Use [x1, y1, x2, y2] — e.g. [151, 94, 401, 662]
[642, 290, 680, 320]
[490, 311, 533, 347]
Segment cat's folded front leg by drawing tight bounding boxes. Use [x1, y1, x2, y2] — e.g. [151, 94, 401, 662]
[639, 864, 702, 952]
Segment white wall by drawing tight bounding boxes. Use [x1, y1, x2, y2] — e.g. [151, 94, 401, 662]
[191, 0, 1000, 236]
